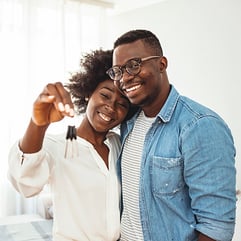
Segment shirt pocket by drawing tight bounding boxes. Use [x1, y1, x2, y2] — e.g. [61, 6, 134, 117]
[151, 156, 184, 196]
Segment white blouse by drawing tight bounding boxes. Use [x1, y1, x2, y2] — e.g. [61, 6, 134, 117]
[8, 131, 121, 241]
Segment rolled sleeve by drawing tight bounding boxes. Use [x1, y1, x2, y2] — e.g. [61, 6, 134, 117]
[183, 116, 236, 240]
[196, 217, 235, 241]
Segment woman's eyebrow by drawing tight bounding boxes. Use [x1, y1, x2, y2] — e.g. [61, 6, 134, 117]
[101, 86, 114, 92]
[101, 86, 128, 101]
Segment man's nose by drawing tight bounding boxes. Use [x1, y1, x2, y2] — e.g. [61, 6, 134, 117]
[119, 69, 134, 87]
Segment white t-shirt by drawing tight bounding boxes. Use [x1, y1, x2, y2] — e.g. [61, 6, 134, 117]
[121, 111, 155, 241]
[8, 131, 121, 241]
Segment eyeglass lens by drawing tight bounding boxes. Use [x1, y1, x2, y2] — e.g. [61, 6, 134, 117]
[109, 59, 141, 81]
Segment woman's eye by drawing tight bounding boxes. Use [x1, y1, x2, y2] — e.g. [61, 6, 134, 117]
[100, 93, 109, 99]
[118, 102, 128, 109]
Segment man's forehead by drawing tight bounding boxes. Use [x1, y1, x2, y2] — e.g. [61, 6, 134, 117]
[113, 41, 148, 65]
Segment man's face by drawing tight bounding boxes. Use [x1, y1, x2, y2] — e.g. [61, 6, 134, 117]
[113, 40, 165, 109]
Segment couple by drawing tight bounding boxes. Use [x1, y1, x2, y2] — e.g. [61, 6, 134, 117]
[8, 29, 236, 241]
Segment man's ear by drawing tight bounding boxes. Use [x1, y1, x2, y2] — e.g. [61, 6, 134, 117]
[159, 56, 168, 72]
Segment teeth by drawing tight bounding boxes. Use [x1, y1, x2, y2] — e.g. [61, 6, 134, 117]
[99, 113, 111, 122]
[126, 84, 141, 92]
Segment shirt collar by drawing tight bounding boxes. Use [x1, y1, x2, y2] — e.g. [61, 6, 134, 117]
[157, 85, 180, 123]
[126, 85, 180, 125]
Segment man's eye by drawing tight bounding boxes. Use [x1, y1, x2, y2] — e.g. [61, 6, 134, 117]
[111, 68, 122, 77]
[114, 69, 121, 75]
[127, 60, 139, 69]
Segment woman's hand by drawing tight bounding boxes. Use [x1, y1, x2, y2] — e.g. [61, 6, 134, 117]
[32, 82, 75, 126]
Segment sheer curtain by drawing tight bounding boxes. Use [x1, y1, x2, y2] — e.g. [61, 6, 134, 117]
[0, 0, 108, 217]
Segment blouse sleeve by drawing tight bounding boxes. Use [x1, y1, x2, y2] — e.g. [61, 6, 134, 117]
[8, 140, 52, 198]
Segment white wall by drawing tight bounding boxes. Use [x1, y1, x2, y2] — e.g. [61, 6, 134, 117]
[103, 0, 241, 189]
[103, 0, 241, 238]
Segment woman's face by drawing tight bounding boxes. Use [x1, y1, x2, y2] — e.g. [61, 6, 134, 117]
[86, 79, 129, 133]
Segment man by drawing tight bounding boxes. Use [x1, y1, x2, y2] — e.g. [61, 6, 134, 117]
[106, 29, 236, 241]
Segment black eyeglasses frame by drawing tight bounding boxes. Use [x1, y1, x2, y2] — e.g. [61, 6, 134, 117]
[106, 55, 161, 82]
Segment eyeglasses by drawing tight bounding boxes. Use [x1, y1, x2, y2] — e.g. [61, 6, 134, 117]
[106, 55, 161, 82]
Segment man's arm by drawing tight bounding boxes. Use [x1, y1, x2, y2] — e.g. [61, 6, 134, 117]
[198, 233, 215, 241]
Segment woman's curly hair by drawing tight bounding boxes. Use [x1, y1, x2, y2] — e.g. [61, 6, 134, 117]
[66, 49, 113, 114]
[66, 48, 139, 120]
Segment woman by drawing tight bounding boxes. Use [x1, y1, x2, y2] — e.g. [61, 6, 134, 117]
[8, 49, 135, 241]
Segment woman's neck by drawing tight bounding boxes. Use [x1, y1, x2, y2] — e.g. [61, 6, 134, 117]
[76, 116, 110, 168]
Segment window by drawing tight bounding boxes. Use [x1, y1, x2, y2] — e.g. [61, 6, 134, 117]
[0, 0, 108, 217]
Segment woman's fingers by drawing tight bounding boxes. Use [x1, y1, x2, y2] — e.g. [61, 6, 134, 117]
[33, 82, 75, 126]
[41, 82, 75, 116]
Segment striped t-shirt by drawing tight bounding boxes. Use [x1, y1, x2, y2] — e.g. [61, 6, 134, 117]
[120, 111, 155, 241]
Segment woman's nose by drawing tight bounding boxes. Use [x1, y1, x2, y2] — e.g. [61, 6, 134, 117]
[104, 103, 115, 112]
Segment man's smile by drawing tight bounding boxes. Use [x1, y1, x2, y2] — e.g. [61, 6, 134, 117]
[123, 83, 142, 93]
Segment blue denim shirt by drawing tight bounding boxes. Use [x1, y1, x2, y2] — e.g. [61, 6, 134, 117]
[119, 85, 236, 241]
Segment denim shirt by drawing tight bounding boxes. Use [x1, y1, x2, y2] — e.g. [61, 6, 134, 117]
[119, 85, 236, 241]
